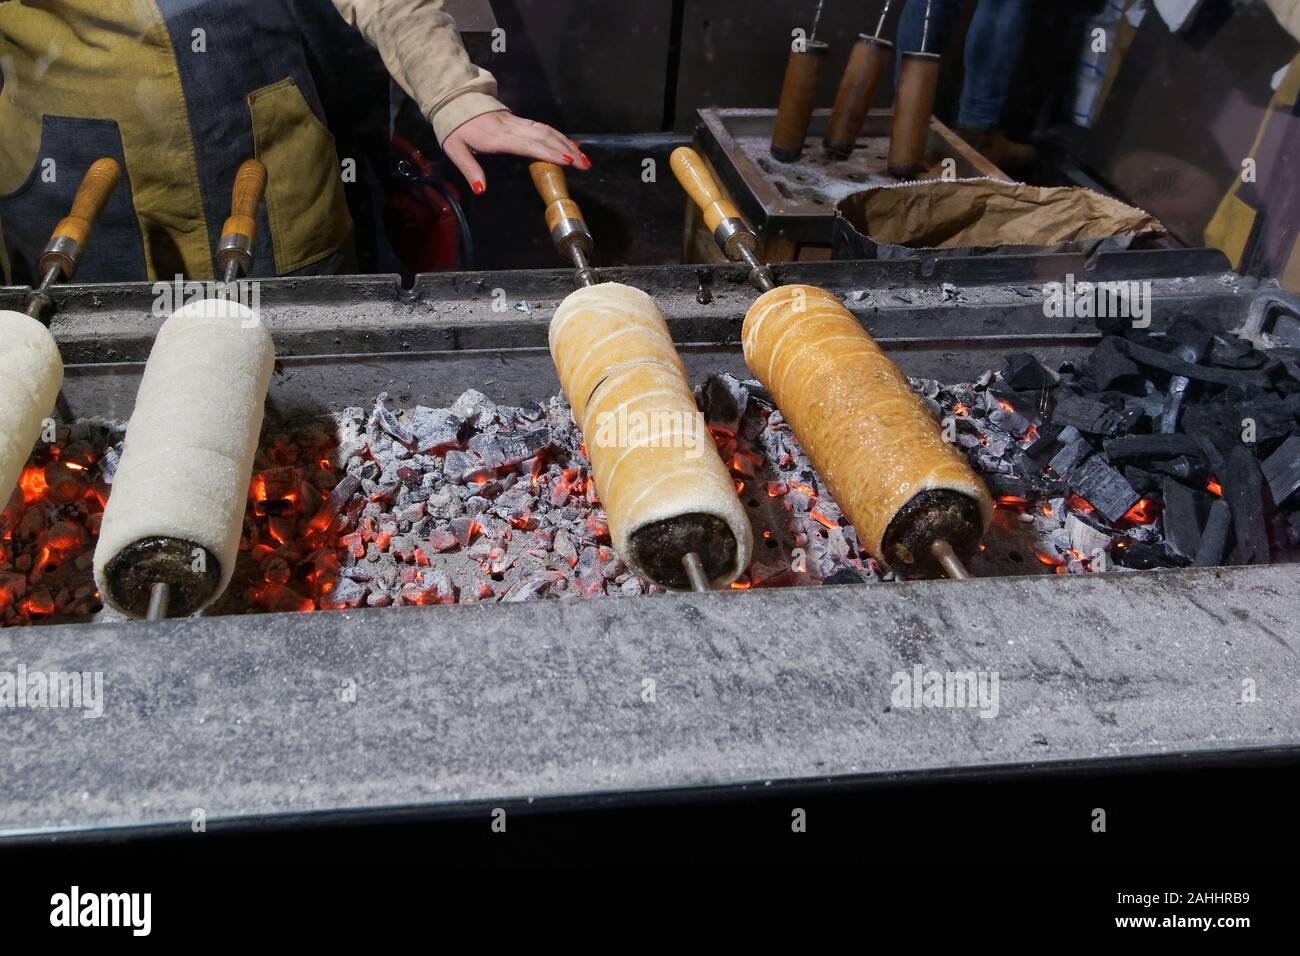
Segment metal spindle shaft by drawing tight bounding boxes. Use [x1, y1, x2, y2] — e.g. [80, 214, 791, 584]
[873, 0, 894, 39]
[24, 264, 63, 322]
[569, 245, 600, 288]
[809, 0, 825, 41]
[682, 552, 711, 592]
[930, 539, 972, 580]
[222, 259, 241, 285]
[146, 582, 171, 620]
[921, 0, 933, 53]
[738, 246, 776, 292]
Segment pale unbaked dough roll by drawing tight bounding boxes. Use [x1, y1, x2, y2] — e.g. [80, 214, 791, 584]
[94, 299, 275, 616]
[550, 283, 752, 588]
[0, 310, 64, 507]
[550, 283, 688, 424]
[743, 284, 991, 570]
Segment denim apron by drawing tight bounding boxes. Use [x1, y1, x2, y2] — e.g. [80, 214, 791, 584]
[0, 0, 351, 283]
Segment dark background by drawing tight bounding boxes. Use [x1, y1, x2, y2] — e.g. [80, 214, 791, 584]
[400, 1, 1297, 274]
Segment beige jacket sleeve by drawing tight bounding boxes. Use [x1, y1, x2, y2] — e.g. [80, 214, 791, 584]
[1267, 0, 1300, 41]
[331, 0, 508, 144]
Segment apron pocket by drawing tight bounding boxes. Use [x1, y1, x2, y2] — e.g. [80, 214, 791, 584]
[248, 77, 351, 274]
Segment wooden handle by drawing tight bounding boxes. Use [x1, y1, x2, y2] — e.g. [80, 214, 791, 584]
[45, 158, 122, 254]
[220, 159, 268, 248]
[670, 147, 742, 234]
[530, 161, 585, 234]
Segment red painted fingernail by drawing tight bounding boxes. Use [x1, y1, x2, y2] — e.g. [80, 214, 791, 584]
[580, 153, 592, 169]
[471, 180, 485, 195]
[561, 154, 574, 165]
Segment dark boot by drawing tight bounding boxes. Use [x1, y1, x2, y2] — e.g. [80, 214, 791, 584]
[957, 127, 1038, 173]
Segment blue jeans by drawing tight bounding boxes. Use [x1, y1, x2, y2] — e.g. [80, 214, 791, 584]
[896, 0, 1032, 130]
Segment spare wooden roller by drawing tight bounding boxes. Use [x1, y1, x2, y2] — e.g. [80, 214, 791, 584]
[887, 51, 941, 178]
[743, 285, 991, 576]
[550, 283, 752, 589]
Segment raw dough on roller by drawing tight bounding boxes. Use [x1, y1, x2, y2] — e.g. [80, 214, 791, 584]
[94, 299, 275, 615]
[550, 283, 752, 588]
[743, 284, 991, 567]
[0, 310, 64, 507]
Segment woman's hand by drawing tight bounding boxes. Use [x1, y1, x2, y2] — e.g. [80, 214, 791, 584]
[442, 112, 591, 195]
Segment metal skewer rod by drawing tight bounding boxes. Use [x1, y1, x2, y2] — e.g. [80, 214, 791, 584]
[146, 582, 171, 620]
[920, 0, 934, 53]
[682, 552, 711, 592]
[930, 539, 971, 580]
[873, 0, 894, 40]
[809, 0, 826, 42]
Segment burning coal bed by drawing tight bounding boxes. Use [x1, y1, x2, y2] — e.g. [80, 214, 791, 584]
[4, 315, 1300, 626]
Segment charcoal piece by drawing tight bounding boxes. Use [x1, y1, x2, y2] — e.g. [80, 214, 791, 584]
[1161, 478, 1211, 561]
[1066, 456, 1141, 523]
[822, 567, 865, 586]
[1160, 372, 1193, 434]
[1223, 445, 1272, 565]
[369, 394, 415, 446]
[1047, 435, 1092, 478]
[1210, 335, 1265, 369]
[983, 474, 1032, 500]
[1164, 316, 1215, 353]
[1051, 394, 1127, 437]
[408, 406, 464, 453]
[1002, 353, 1058, 391]
[1065, 513, 1112, 555]
[1262, 433, 1300, 506]
[493, 428, 551, 470]
[503, 577, 550, 602]
[1021, 422, 1064, 461]
[442, 450, 482, 483]
[1119, 339, 1274, 388]
[1123, 467, 1158, 495]
[326, 576, 368, 609]
[452, 389, 498, 426]
[1149, 456, 1204, 483]
[697, 373, 750, 435]
[1084, 337, 1141, 390]
[1268, 347, 1300, 385]
[1236, 396, 1296, 446]
[1193, 499, 1232, 567]
[450, 516, 479, 548]
[1102, 434, 1203, 462]
[1114, 540, 1184, 569]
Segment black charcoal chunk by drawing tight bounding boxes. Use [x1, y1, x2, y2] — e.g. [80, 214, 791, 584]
[1193, 498, 1232, 567]
[1262, 433, 1300, 506]
[1120, 339, 1274, 388]
[822, 567, 865, 586]
[1002, 353, 1058, 391]
[1048, 433, 1092, 478]
[1102, 434, 1203, 462]
[1084, 337, 1141, 390]
[1051, 394, 1127, 437]
[1223, 445, 1272, 565]
[1067, 456, 1141, 523]
[697, 373, 750, 435]
[1115, 540, 1183, 569]
[1161, 478, 1210, 561]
